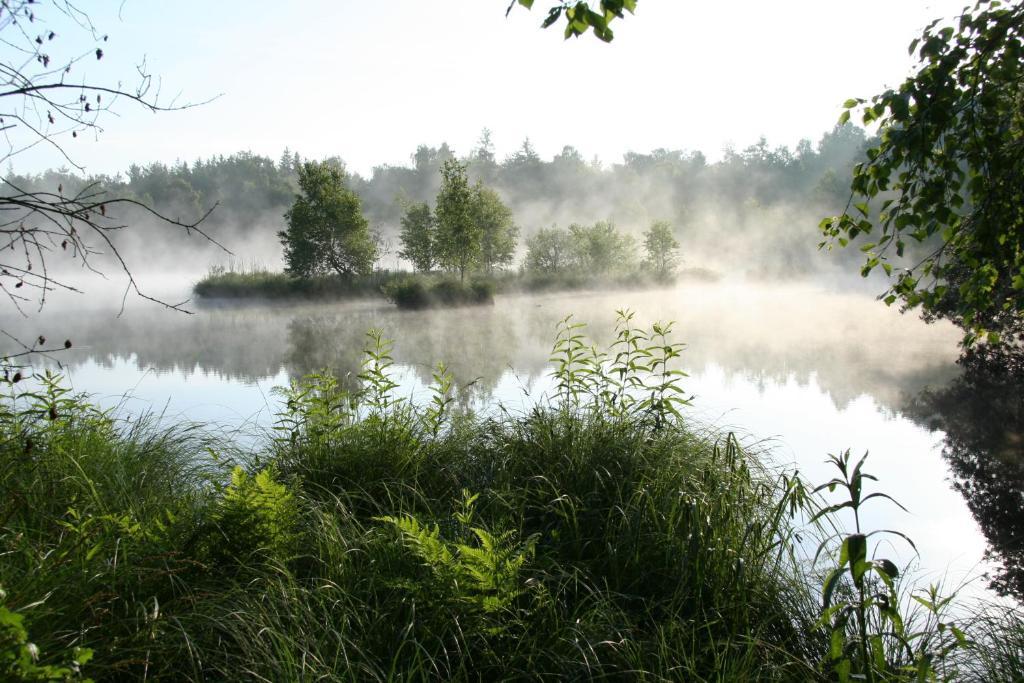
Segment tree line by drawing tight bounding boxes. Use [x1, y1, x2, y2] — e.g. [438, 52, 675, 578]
[278, 156, 680, 283]
[3, 123, 876, 277]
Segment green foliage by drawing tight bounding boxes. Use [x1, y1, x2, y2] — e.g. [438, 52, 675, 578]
[396, 170, 517, 280]
[821, 0, 1024, 345]
[509, 0, 638, 42]
[472, 185, 518, 273]
[377, 489, 538, 631]
[398, 201, 436, 272]
[524, 225, 574, 274]
[523, 221, 640, 281]
[279, 161, 378, 278]
[383, 274, 495, 310]
[1, 585, 93, 681]
[434, 159, 481, 283]
[569, 220, 636, 274]
[209, 464, 299, 565]
[5, 320, 1024, 679]
[0, 368, 223, 679]
[549, 309, 690, 427]
[194, 262, 405, 300]
[273, 370, 356, 449]
[813, 451, 972, 681]
[643, 219, 680, 278]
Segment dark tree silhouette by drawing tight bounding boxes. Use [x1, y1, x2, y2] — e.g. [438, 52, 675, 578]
[906, 346, 1024, 599]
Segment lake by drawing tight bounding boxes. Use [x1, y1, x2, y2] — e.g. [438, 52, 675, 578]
[3, 279, 1012, 605]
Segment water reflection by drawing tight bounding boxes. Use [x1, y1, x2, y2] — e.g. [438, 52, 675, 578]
[1, 282, 962, 415]
[2, 281, 1003, 600]
[905, 345, 1024, 600]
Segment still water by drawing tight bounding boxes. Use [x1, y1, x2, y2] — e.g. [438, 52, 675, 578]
[3, 280, 1012, 604]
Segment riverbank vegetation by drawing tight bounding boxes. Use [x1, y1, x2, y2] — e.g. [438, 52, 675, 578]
[2, 317, 1021, 681]
[192, 262, 407, 301]
[7, 119, 881, 310]
[196, 202, 689, 307]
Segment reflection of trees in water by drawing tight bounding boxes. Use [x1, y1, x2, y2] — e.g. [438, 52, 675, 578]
[905, 346, 1024, 600]
[283, 304, 535, 405]
[1, 306, 292, 382]
[1, 285, 962, 416]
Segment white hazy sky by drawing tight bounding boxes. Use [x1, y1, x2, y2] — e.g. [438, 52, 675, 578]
[12, 0, 968, 177]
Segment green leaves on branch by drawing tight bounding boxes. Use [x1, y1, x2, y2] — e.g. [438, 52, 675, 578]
[821, 0, 1024, 346]
[278, 161, 378, 279]
[549, 309, 690, 427]
[508, 0, 638, 42]
[643, 220, 681, 279]
[424, 159, 518, 281]
[398, 201, 436, 273]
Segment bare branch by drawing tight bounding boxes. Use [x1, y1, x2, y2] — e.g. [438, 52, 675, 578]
[0, 0, 225, 334]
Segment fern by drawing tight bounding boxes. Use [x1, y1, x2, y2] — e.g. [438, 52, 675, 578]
[210, 465, 298, 564]
[376, 490, 536, 630]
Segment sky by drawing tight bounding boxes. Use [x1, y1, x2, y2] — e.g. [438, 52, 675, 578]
[9, 0, 970, 178]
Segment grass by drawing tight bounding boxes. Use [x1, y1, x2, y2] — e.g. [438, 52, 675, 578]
[193, 262, 407, 301]
[193, 261, 721, 308]
[501, 266, 720, 294]
[1, 319, 1020, 681]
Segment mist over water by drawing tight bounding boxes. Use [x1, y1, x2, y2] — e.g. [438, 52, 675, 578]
[4, 278, 998, 602]
[1, 126, 1014, 611]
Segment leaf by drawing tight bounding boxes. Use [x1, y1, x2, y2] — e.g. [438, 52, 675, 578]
[844, 533, 867, 571]
[876, 558, 899, 579]
[541, 7, 562, 28]
[822, 567, 844, 608]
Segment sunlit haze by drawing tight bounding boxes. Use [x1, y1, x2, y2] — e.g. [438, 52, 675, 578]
[13, 0, 968, 176]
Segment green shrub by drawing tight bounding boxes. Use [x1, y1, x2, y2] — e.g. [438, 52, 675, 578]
[206, 465, 299, 566]
[383, 275, 495, 309]
[193, 265, 406, 301]
[1, 584, 93, 682]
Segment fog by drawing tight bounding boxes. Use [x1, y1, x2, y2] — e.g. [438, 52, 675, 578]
[1, 122, 928, 309]
[2, 280, 960, 414]
[0, 126, 1007, 606]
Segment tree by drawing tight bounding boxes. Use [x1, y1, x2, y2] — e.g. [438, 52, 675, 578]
[279, 161, 377, 279]
[643, 220, 680, 278]
[569, 221, 635, 274]
[508, 0, 637, 42]
[398, 201, 436, 272]
[472, 185, 518, 273]
[470, 128, 498, 184]
[525, 226, 574, 274]
[434, 159, 480, 282]
[0, 1, 220, 323]
[820, 0, 1024, 346]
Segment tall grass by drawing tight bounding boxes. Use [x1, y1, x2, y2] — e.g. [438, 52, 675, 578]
[1, 319, 1021, 680]
[193, 261, 407, 300]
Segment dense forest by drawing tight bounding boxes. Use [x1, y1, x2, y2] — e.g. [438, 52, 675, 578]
[4, 123, 880, 278]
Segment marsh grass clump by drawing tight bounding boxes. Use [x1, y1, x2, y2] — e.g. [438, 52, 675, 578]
[194, 261, 406, 301]
[383, 274, 495, 310]
[1, 316, 1021, 680]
